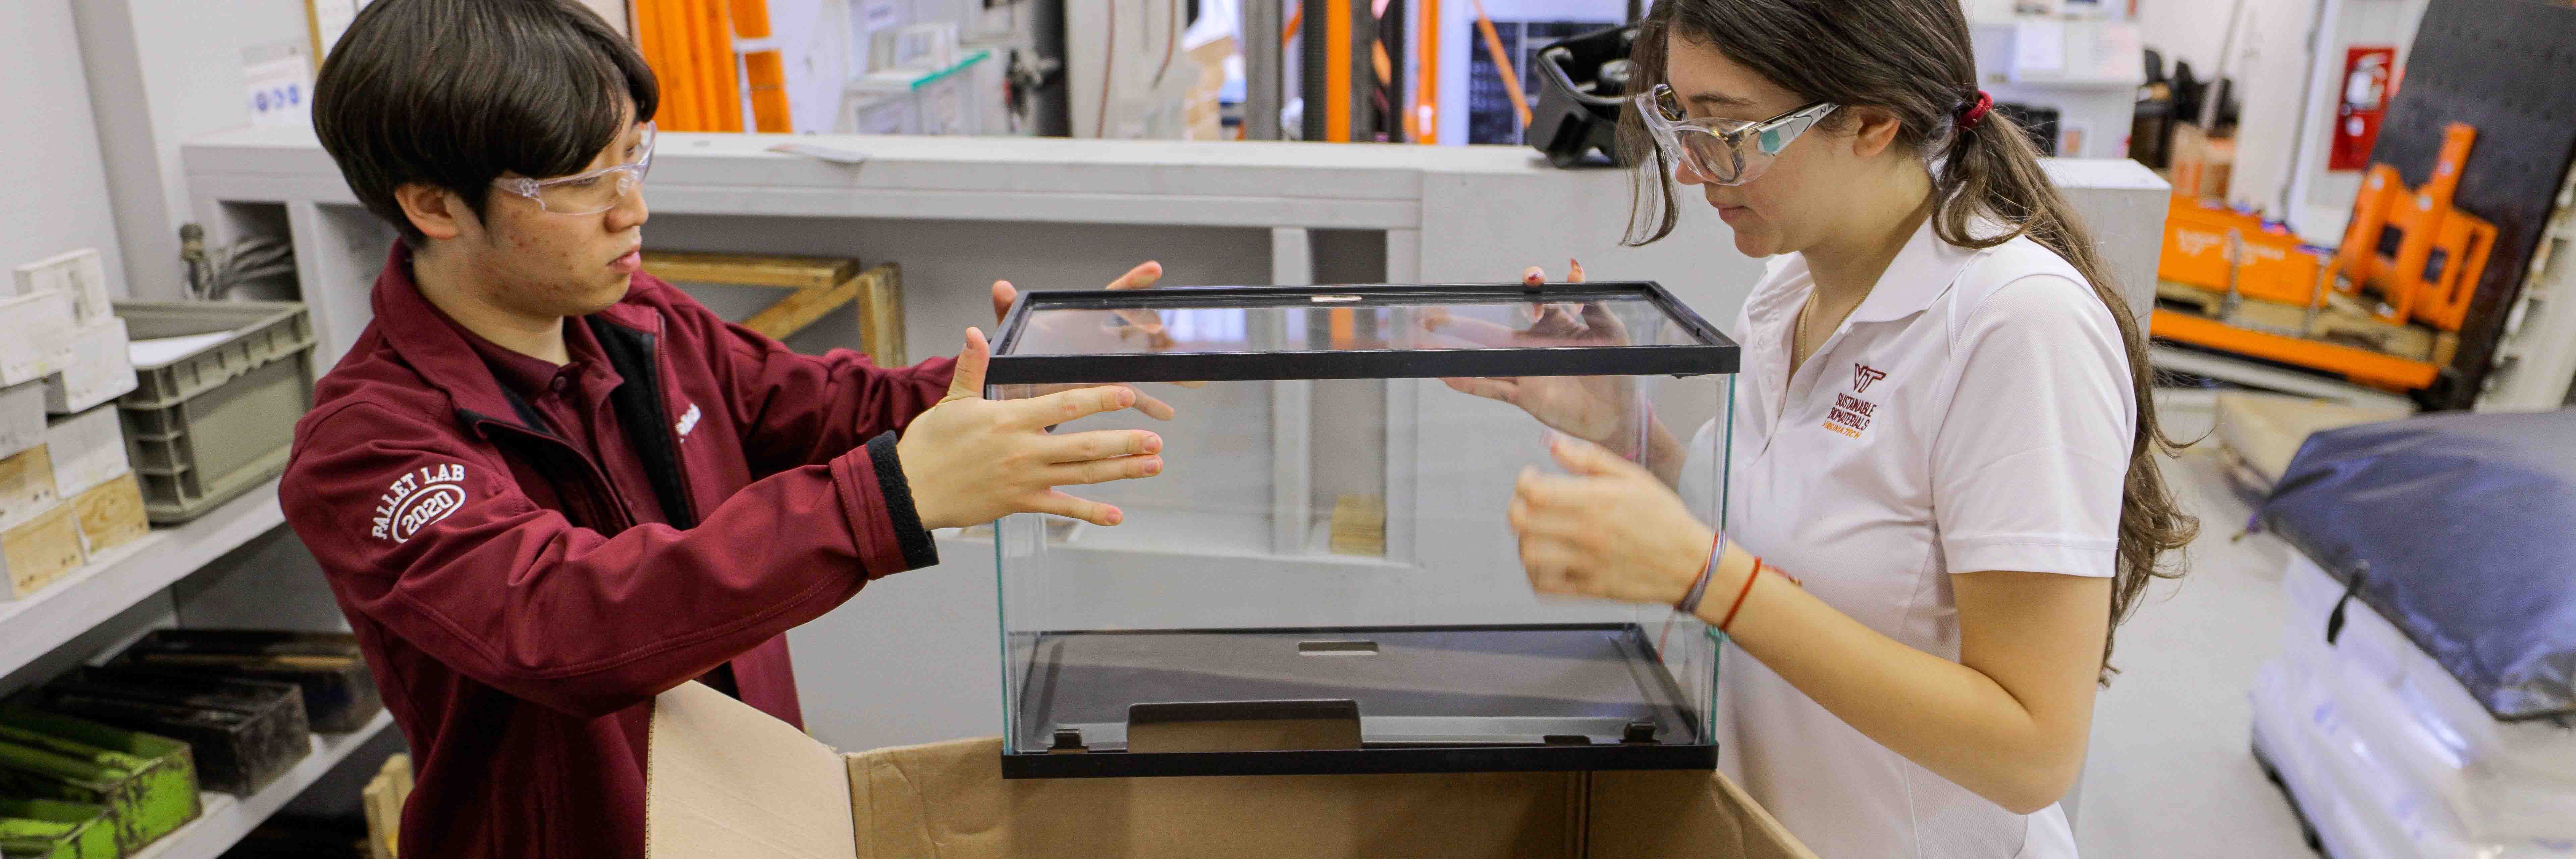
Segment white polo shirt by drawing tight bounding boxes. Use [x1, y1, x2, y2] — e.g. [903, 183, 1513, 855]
[1678, 218, 2133, 858]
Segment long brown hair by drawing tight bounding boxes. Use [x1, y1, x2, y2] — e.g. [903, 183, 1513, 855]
[1622, 0, 2195, 681]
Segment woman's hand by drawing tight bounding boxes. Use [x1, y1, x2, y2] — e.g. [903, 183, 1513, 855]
[1432, 261, 1686, 484]
[984, 260, 1193, 420]
[1509, 436, 1718, 605]
[1429, 261, 1643, 448]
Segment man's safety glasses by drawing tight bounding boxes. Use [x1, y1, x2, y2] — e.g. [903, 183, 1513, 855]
[1632, 85, 1837, 187]
[490, 123, 657, 215]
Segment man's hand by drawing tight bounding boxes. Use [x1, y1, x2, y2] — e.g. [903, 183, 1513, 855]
[897, 328, 1165, 529]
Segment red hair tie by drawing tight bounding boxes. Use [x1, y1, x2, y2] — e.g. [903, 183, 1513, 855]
[1957, 91, 1993, 131]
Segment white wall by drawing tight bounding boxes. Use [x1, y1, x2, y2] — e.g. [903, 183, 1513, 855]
[2, 0, 128, 297]
[2134, 0, 2347, 219]
[2284, 0, 2428, 241]
[76, 0, 312, 301]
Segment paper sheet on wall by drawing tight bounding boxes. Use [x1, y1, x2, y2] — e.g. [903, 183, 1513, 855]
[245, 44, 314, 128]
[2013, 20, 2067, 74]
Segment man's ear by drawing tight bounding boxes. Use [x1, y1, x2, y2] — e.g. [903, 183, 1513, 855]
[393, 183, 471, 241]
[1847, 106, 1908, 158]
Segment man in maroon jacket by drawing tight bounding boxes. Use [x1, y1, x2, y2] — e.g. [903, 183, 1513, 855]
[281, 1, 1172, 855]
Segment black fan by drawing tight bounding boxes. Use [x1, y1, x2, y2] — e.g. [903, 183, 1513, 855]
[1526, 24, 1639, 168]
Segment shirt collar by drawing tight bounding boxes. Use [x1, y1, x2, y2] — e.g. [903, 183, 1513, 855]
[441, 304, 619, 400]
[1843, 215, 2000, 325]
[371, 243, 647, 427]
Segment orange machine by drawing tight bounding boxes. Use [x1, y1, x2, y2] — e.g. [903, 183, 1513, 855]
[2160, 198, 2334, 307]
[2336, 123, 2499, 331]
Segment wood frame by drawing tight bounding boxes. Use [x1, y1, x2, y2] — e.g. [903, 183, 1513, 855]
[640, 251, 905, 368]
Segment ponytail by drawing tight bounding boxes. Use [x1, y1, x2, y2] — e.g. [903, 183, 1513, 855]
[1935, 112, 2199, 680]
[1622, 0, 2196, 681]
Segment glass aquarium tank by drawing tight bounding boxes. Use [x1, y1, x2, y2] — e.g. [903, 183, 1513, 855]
[984, 281, 1737, 778]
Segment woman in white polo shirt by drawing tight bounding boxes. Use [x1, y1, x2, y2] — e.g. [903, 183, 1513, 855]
[1458, 0, 2197, 855]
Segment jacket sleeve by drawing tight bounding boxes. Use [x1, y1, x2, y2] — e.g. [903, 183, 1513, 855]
[660, 288, 954, 474]
[283, 401, 939, 719]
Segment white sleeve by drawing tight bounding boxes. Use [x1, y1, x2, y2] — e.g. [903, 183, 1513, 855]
[1931, 274, 2134, 578]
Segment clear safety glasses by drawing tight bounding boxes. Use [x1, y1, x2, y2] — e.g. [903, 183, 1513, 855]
[490, 123, 657, 215]
[1632, 85, 1838, 187]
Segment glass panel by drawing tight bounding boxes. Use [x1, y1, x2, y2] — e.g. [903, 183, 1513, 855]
[1003, 293, 1707, 358]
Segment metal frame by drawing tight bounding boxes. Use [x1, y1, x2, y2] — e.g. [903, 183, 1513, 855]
[1000, 622, 1716, 779]
[986, 281, 1741, 386]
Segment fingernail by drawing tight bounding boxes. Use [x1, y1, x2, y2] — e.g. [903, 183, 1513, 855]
[1107, 509, 1124, 525]
[1142, 434, 1163, 453]
[1143, 458, 1164, 476]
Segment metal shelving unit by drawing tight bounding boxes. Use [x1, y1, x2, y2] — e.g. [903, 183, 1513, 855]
[0, 478, 393, 858]
[129, 711, 396, 859]
[0, 478, 284, 679]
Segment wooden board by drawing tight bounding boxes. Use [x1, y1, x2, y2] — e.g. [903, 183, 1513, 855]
[1329, 494, 1385, 557]
[849, 263, 905, 368]
[68, 473, 145, 557]
[0, 445, 58, 530]
[640, 251, 859, 290]
[649, 253, 906, 368]
[2156, 280, 2438, 362]
[2, 504, 85, 600]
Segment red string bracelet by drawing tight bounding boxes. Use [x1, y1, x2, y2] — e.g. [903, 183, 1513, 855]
[1716, 557, 1766, 635]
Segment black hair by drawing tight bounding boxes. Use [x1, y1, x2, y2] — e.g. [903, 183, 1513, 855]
[313, 0, 658, 243]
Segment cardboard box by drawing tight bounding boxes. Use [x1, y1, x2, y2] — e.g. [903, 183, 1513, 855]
[645, 682, 1815, 859]
[0, 380, 43, 459]
[2168, 123, 2237, 202]
[42, 407, 124, 499]
[41, 318, 133, 416]
[0, 445, 58, 530]
[67, 474, 145, 557]
[0, 291, 74, 387]
[2214, 393, 2412, 489]
[2, 504, 86, 600]
[11, 249, 112, 327]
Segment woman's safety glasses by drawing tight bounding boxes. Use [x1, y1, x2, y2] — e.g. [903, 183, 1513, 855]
[1632, 85, 1837, 187]
[490, 123, 657, 215]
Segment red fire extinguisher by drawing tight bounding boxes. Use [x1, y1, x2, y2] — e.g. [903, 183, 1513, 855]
[2330, 46, 2396, 171]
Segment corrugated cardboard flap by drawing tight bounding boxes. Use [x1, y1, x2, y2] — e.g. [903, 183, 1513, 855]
[648, 681, 859, 859]
[841, 740, 1817, 859]
[649, 682, 1814, 858]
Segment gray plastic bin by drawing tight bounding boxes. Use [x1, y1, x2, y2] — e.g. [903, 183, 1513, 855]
[111, 301, 316, 523]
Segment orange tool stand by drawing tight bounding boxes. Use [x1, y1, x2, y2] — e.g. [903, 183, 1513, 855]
[2336, 124, 2498, 332]
[2150, 125, 2499, 393]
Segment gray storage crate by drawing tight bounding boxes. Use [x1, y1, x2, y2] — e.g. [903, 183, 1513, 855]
[112, 301, 316, 523]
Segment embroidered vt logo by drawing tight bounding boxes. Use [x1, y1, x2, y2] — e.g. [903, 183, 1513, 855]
[1852, 363, 1888, 394]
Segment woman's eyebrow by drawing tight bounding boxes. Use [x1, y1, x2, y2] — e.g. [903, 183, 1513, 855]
[1686, 91, 1759, 108]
